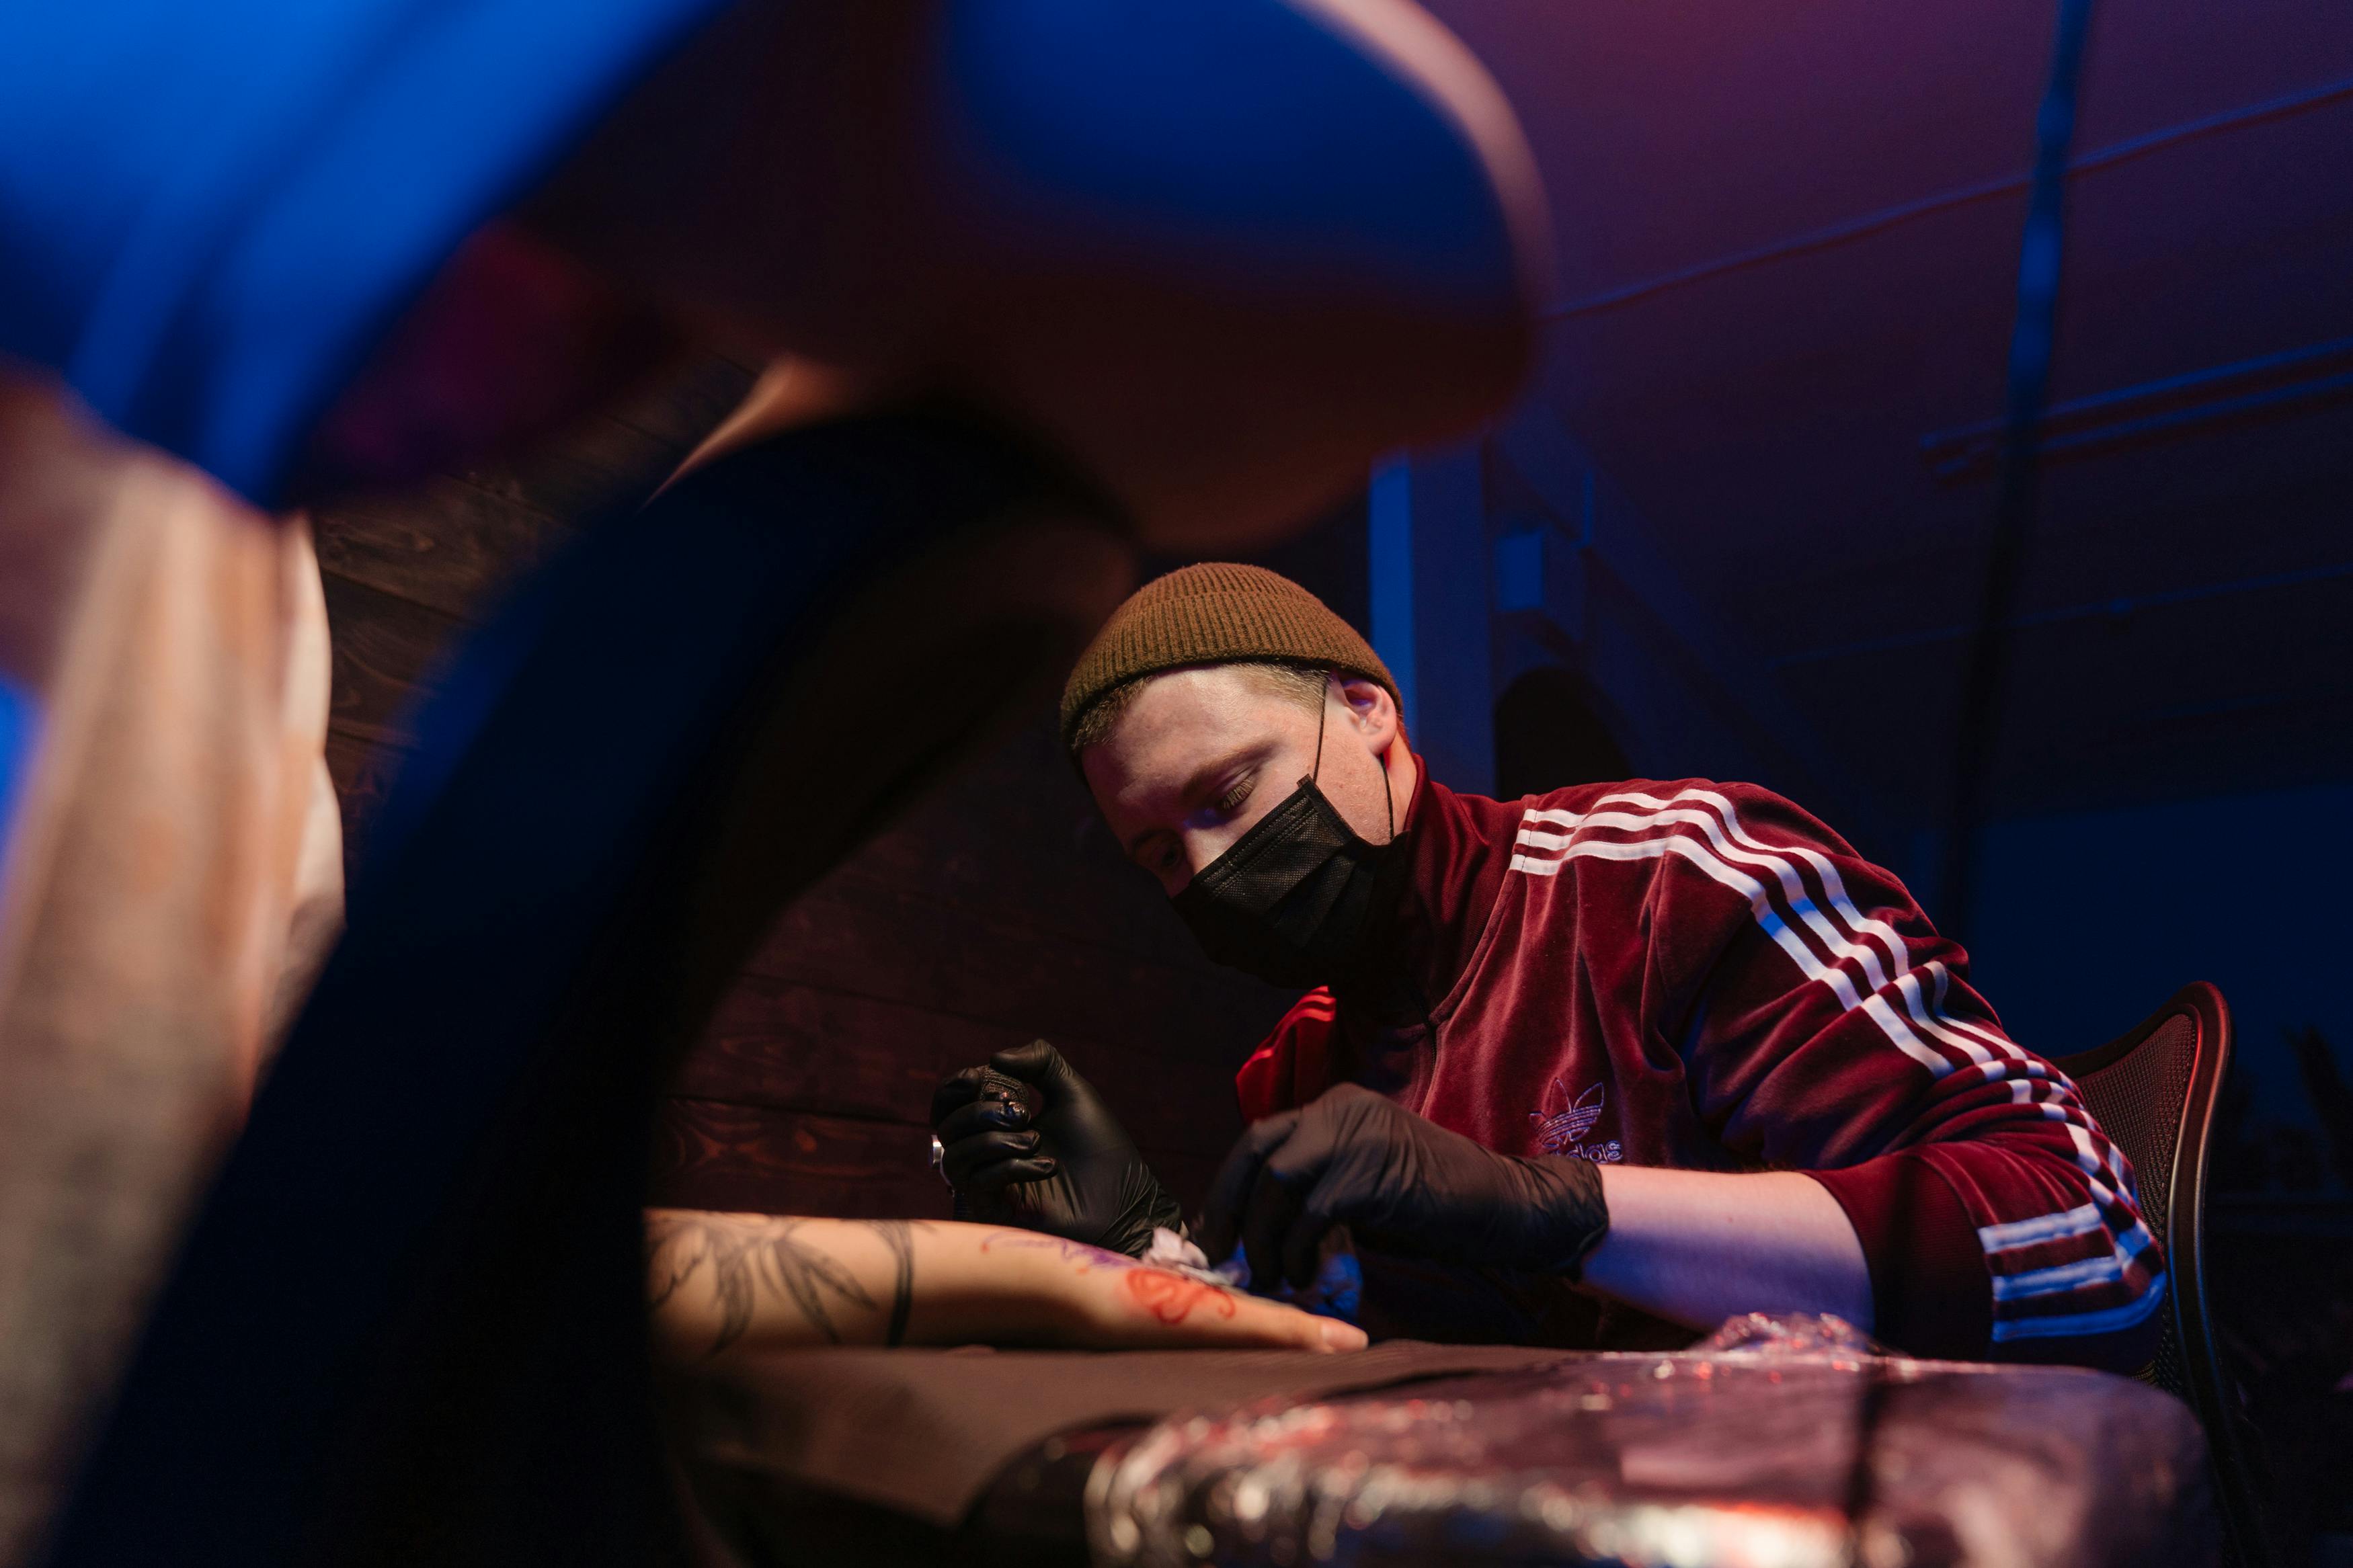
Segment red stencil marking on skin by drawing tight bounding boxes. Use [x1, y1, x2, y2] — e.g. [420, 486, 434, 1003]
[1125, 1268, 1240, 1324]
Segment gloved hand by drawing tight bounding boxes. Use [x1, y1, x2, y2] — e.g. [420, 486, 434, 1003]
[929, 1039, 1183, 1258]
[1200, 1083, 1609, 1291]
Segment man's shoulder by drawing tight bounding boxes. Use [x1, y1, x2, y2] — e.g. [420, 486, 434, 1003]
[1494, 778, 1849, 846]
[1470, 777, 1866, 895]
[1502, 775, 1752, 810]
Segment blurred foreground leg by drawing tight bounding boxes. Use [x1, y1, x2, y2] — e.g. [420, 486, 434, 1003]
[0, 376, 337, 1565]
[44, 409, 1127, 1568]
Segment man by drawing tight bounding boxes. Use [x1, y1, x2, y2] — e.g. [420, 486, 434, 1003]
[934, 563, 2165, 1372]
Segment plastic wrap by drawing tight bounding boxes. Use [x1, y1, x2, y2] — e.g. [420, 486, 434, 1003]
[1086, 1314, 2214, 1568]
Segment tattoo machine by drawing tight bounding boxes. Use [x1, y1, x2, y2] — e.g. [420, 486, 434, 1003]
[932, 1067, 1039, 1222]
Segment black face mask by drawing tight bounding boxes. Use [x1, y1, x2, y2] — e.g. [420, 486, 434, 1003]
[1171, 692, 1402, 989]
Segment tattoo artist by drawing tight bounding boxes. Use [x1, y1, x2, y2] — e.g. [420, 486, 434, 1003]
[931, 565, 2161, 1368]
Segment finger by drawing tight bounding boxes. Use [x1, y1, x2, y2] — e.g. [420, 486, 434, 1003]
[1256, 1098, 1349, 1188]
[928, 1067, 990, 1128]
[1066, 1269, 1364, 1353]
[1238, 1161, 1309, 1294]
[1199, 1110, 1302, 1262]
[1281, 1184, 1351, 1292]
[989, 1038, 1066, 1087]
[1242, 1103, 1350, 1288]
[934, 1098, 1030, 1146]
[1315, 1317, 1369, 1352]
[939, 1129, 1045, 1187]
[1254, 1094, 1389, 1285]
[1250, 1302, 1368, 1354]
[1162, 1288, 1369, 1354]
[993, 1038, 1092, 1113]
[963, 1155, 1058, 1193]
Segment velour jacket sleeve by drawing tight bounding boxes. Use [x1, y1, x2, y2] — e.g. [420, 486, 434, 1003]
[1235, 989, 1341, 1124]
[1634, 784, 2165, 1370]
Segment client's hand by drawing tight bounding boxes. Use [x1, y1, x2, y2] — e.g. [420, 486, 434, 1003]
[645, 1210, 1365, 1361]
[929, 1040, 1182, 1257]
[973, 1231, 1365, 1354]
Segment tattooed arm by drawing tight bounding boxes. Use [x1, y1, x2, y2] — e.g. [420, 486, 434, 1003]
[643, 1210, 1366, 1362]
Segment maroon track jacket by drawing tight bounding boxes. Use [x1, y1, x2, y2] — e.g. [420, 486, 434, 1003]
[1234, 769, 2164, 1370]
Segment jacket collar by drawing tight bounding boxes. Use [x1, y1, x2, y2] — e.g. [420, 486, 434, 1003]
[1330, 758, 1520, 1026]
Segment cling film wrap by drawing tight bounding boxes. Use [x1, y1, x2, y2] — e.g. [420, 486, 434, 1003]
[1084, 1314, 2215, 1568]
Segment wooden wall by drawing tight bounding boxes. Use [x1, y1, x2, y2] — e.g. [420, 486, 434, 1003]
[315, 359, 756, 854]
[313, 360, 1303, 1226]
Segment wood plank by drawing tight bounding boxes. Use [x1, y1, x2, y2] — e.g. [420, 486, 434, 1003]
[646, 1100, 1231, 1227]
[1140, 1146, 1225, 1221]
[742, 876, 1293, 1073]
[313, 477, 568, 622]
[677, 975, 1244, 1154]
[322, 730, 413, 876]
[822, 718, 1217, 968]
[808, 847, 1217, 994]
[319, 569, 465, 747]
[451, 411, 683, 530]
[648, 1102, 954, 1219]
[603, 356, 757, 450]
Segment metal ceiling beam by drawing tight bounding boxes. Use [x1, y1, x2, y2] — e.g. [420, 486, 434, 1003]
[1920, 332, 2353, 485]
[1771, 555, 2353, 669]
[1544, 73, 2353, 322]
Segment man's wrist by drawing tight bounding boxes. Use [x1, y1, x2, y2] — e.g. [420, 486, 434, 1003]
[1513, 1153, 1611, 1279]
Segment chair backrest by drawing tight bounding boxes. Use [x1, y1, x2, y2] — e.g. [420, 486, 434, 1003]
[2052, 983, 2270, 1568]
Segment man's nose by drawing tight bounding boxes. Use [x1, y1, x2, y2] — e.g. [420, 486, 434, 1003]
[1177, 825, 1244, 886]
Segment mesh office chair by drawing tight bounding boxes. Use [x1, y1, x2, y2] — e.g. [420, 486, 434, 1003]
[2052, 983, 2273, 1568]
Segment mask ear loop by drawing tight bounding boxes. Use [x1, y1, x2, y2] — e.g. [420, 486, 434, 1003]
[1382, 737, 1396, 844]
[1314, 670, 1399, 845]
[1310, 667, 1330, 783]
[1379, 692, 1396, 845]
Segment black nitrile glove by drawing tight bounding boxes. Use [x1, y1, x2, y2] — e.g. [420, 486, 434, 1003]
[1201, 1083, 1609, 1291]
[928, 1039, 1183, 1258]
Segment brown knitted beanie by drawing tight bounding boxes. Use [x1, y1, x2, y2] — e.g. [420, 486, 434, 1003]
[1060, 563, 1398, 747]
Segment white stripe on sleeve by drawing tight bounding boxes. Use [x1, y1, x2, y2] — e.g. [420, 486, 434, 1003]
[1989, 1276, 2167, 1342]
[1978, 1202, 2106, 1251]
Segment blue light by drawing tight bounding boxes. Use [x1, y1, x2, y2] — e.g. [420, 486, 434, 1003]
[0, 677, 38, 866]
[1368, 456, 1417, 736]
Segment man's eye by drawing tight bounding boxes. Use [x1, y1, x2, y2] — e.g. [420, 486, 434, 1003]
[1213, 780, 1253, 818]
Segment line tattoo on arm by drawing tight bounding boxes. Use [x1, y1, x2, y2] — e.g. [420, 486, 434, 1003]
[863, 1219, 918, 1348]
[644, 1213, 931, 1356]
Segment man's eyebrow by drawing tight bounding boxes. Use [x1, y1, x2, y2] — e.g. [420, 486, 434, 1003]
[1123, 747, 1258, 859]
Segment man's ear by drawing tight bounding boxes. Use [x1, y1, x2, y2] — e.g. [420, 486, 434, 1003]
[1336, 676, 1398, 746]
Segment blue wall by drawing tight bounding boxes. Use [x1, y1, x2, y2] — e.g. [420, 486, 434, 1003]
[1964, 782, 2353, 1137]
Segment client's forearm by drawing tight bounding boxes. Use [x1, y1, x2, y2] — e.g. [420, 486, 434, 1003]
[1577, 1167, 1873, 1333]
[644, 1209, 1363, 1361]
[645, 1210, 937, 1358]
